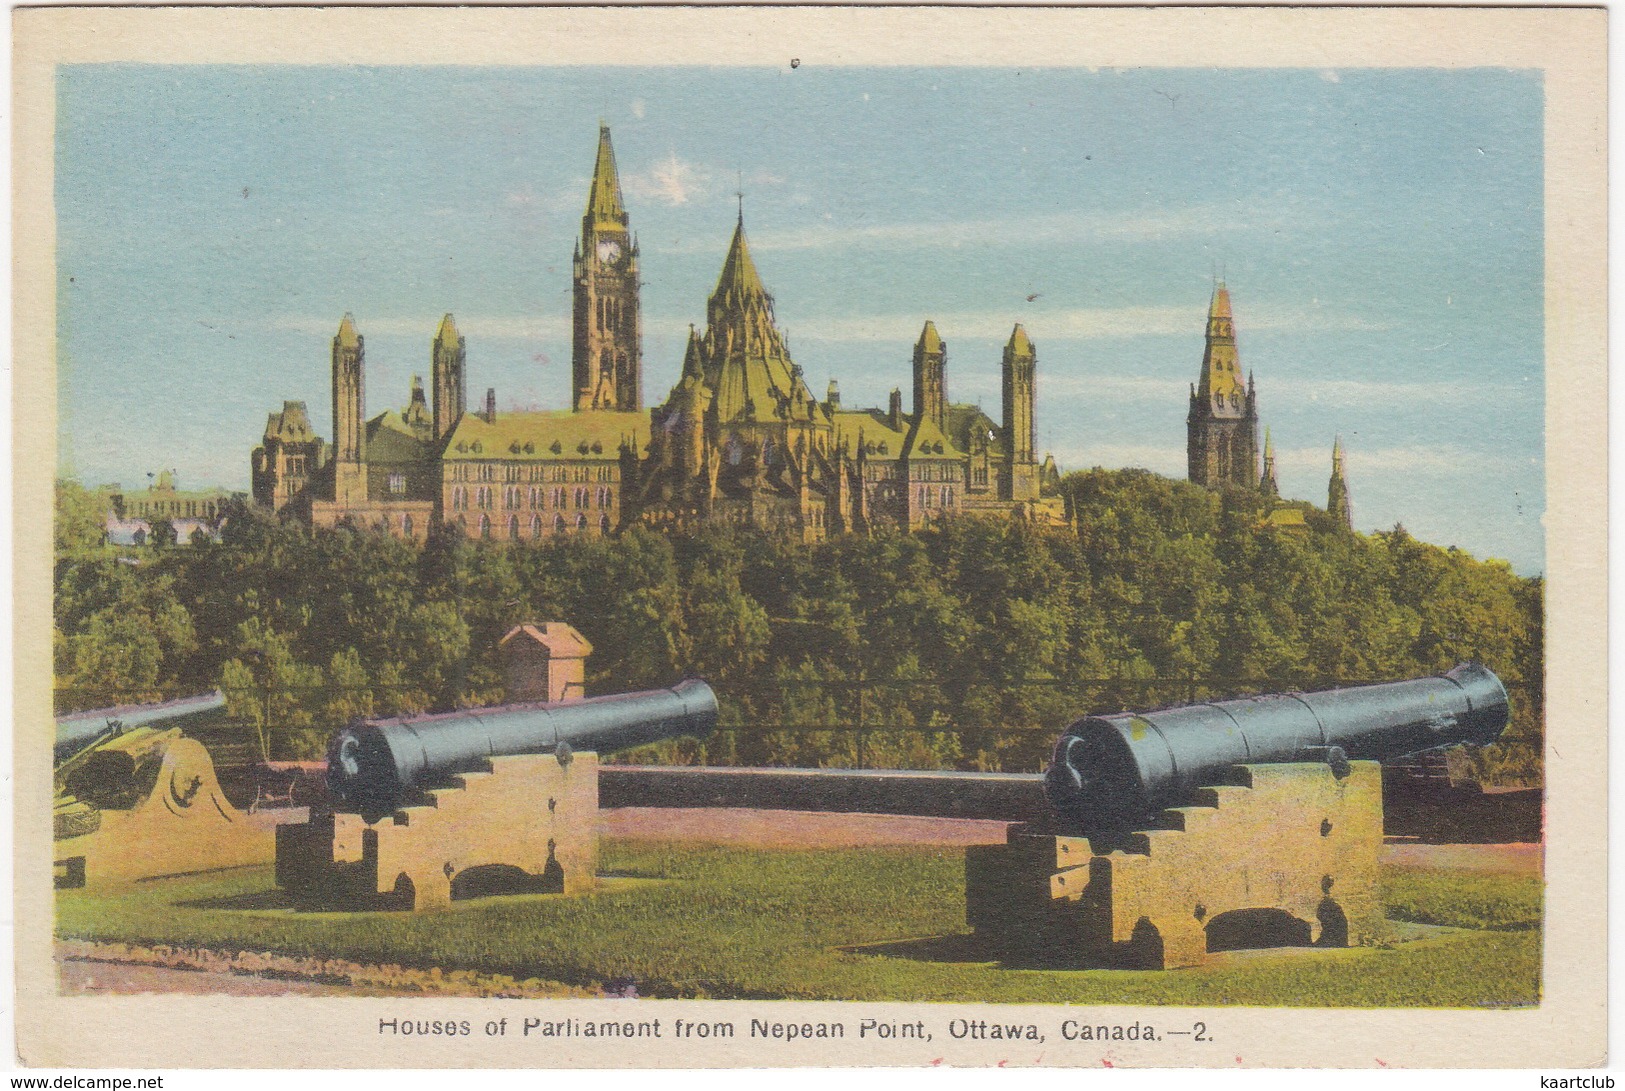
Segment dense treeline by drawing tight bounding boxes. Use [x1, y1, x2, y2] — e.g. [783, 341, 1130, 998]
[52, 470, 1543, 782]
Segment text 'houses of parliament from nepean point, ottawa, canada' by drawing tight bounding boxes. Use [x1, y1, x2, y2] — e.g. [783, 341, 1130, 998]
[252, 125, 1352, 544]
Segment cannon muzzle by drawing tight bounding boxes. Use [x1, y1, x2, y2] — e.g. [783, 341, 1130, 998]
[1043, 663, 1510, 833]
[328, 678, 718, 813]
[55, 691, 229, 764]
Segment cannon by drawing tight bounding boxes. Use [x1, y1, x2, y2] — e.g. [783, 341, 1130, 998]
[326, 677, 718, 814]
[967, 664, 1512, 968]
[52, 691, 270, 888]
[55, 691, 228, 764]
[1043, 662, 1509, 834]
[281, 675, 718, 909]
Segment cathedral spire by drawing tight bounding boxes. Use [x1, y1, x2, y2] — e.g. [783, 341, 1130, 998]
[1260, 427, 1280, 498]
[1328, 436, 1353, 529]
[584, 123, 628, 232]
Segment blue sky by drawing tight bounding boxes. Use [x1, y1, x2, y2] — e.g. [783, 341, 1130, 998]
[56, 65, 1545, 573]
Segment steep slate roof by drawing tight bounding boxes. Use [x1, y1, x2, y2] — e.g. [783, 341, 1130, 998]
[584, 125, 628, 230]
[1196, 282, 1245, 404]
[264, 400, 318, 443]
[702, 216, 824, 426]
[832, 409, 909, 461]
[442, 410, 651, 460]
[902, 414, 965, 460]
[946, 403, 1006, 455]
[365, 410, 435, 464]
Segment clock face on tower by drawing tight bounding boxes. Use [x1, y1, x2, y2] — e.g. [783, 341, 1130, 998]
[596, 238, 623, 266]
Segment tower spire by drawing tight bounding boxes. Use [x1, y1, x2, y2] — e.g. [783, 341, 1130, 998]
[1187, 282, 1259, 490]
[1260, 426, 1279, 498]
[584, 123, 627, 231]
[1328, 435, 1353, 529]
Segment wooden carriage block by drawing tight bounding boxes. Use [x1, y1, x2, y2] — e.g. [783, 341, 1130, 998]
[966, 761, 1384, 969]
[54, 736, 275, 889]
[276, 752, 600, 911]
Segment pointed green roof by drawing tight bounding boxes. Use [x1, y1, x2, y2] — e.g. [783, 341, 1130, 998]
[714, 215, 766, 302]
[435, 313, 460, 345]
[681, 327, 705, 379]
[1007, 323, 1033, 356]
[585, 125, 627, 230]
[336, 313, 360, 348]
[917, 320, 944, 354]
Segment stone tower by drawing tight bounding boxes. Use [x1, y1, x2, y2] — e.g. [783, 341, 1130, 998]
[331, 313, 366, 505]
[432, 313, 466, 442]
[1260, 427, 1280, 499]
[912, 320, 948, 431]
[1328, 436, 1353, 529]
[1187, 283, 1259, 489]
[1001, 324, 1039, 502]
[572, 124, 642, 411]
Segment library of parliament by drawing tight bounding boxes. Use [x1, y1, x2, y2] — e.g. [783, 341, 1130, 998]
[253, 126, 1347, 543]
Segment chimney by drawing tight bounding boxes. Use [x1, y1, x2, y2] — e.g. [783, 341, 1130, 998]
[826, 379, 841, 412]
[483, 387, 497, 423]
[888, 388, 903, 430]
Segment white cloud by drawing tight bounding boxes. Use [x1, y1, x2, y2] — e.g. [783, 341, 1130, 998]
[678, 202, 1289, 256]
[624, 154, 712, 207]
[1044, 440, 1527, 482]
[1273, 443, 1530, 476]
[630, 98, 647, 119]
[788, 303, 1382, 344]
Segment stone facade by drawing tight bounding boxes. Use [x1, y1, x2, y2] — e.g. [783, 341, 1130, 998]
[252, 125, 1057, 543]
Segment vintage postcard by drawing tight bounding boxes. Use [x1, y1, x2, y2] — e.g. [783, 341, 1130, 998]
[13, 5, 1607, 1071]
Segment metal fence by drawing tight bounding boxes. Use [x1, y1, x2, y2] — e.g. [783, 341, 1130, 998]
[53, 674, 1545, 782]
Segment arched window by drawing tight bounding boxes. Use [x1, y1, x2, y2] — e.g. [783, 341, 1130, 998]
[508, 515, 519, 540]
[530, 514, 542, 539]
[402, 514, 413, 538]
[479, 514, 491, 539]
[599, 513, 610, 535]
[576, 513, 587, 531]
[554, 513, 566, 534]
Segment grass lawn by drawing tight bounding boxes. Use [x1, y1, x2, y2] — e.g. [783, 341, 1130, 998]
[56, 840, 1541, 1007]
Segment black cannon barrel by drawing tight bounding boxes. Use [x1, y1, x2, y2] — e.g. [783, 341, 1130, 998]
[1043, 663, 1510, 833]
[328, 678, 719, 812]
[54, 691, 228, 764]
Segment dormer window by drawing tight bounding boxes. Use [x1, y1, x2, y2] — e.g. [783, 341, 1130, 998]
[471, 441, 483, 453]
[510, 442, 521, 454]
[551, 440, 563, 454]
[591, 441, 603, 454]
[524, 442, 535, 454]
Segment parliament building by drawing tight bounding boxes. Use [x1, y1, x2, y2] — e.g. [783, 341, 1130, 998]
[252, 126, 1061, 543]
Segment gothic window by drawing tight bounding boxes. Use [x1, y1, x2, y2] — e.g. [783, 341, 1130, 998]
[554, 513, 566, 534]
[942, 486, 952, 507]
[388, 473, 405, 495]
[530, 514, 541, 539]
[402, 514, 413, 538]
[576, 513, 588, 531]
[479, 514, 491, 539]
[599, 514, 610, 535]
[508, 515, 519, 539]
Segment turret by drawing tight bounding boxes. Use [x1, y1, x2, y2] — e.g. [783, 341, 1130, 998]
[432, 314, 466, 441]
[1187, 282, 1260, 490]
[1328, 436, 1353, 530]
[331, 313, 366, 504]
[1261, 428, 1280, 498]
[912, 320, 947, 431]
[1001, 324, 1039, 502]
